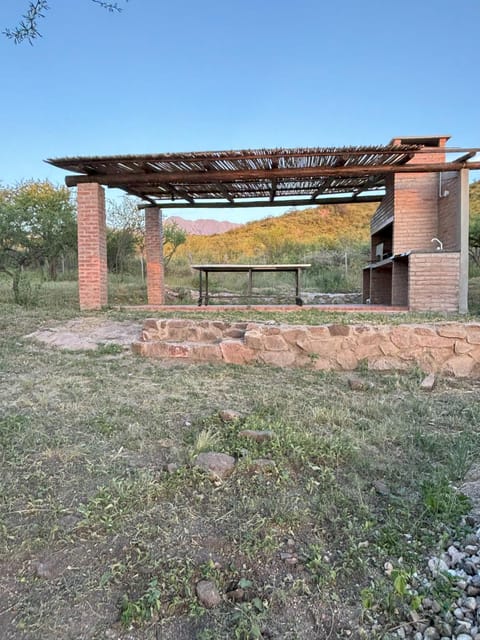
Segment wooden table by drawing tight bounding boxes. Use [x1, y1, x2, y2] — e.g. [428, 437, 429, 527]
[191, 264, 311, 306]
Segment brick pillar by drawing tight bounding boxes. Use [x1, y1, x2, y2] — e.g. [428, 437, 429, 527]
[145, 207, 165, 305]
[77, 183, 107, 310]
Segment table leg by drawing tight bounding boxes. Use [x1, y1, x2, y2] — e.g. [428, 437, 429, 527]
[295, 268, 303, 306]
[248, 269, 253, 300]
[198, 271, 203, 306]
[205, 271, 209, 306]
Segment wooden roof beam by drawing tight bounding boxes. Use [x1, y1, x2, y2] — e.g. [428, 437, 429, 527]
[65, 160, 480, 188]
[270, 178, 278, 202]
[138, 194, 384, 210]
[166, 184, 195, 204]
[215, 183, 235, 203]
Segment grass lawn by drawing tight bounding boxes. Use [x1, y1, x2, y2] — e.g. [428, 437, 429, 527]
[1, 279, 480, 639]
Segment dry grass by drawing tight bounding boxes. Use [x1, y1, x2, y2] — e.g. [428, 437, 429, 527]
[1, 285, 480, 639]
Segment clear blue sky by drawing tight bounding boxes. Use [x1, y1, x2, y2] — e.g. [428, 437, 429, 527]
[1, 0, 479, 222]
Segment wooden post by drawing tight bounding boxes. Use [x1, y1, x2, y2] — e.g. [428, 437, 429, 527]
[145, 207, 165, 305]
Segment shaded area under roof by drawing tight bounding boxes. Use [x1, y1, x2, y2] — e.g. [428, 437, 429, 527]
[47, 144, 480, 209]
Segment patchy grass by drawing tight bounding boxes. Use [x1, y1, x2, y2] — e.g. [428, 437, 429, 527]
[1, 291, 480, 639]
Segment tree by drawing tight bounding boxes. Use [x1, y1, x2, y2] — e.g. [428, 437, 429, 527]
[163, 220, 187, 268]
[469, 180, 480, 267]
[0, 181, 76, 301]
[4, 1, 129, 44]
[106, 196, 187, 276]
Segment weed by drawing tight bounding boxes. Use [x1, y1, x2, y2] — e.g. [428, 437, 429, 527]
[421, 475, 471, 521]
[120, 577, 162, 625]
[95, 342, 125, 355]
[230, 597, 268, 640]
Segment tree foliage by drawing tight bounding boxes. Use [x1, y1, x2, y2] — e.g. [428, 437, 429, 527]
[0, 181, 76, 301]
[469, 180, 480, 266]
[4, 0, 128, 44]
[106, 197, 187, 275]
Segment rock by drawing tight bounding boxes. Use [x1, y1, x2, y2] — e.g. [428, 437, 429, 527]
[218, 410, 241, 422]
[373, 480, 390, 496]
[165, 463, 179, 474]
[226, 588, 244, 601]
[195, 580, 221, 608]
[422, 627, 439, 639]
[347, 375, 368, 391]
[238, 429, 274, 442]
[420, 373, 436, 391]
[428, 556, 449, 576]
[447, 544, 466, 567]
[463, 596, 477, 611]
[34, 556, 66, 580]
[194, 452, 236, 479]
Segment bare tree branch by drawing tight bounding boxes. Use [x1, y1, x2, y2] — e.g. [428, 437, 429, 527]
[3, 1, 128, 44]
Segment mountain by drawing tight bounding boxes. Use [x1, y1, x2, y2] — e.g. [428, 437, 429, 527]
[177, 203, 377, 262]
[164, 215, 242, 236]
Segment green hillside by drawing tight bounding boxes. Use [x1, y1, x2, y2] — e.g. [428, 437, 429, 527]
[179, 202, 376, 262]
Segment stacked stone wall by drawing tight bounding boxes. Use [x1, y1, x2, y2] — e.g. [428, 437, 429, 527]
[132, 319, 480, 378]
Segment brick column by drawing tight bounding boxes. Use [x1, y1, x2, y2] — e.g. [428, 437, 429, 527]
[77, 183, 107, 310]
[145, 207, 165, 305]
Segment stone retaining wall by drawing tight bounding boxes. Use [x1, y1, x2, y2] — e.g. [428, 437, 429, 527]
[131, 319, 480, 377]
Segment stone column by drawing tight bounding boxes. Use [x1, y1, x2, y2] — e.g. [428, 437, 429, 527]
[77, 183, 107, 310]
[145, 207, 165, 305]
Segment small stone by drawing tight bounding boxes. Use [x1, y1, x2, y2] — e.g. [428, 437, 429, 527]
[420, 373, 436, 391]
[463, 596, 478, 611]
[456, 635, 472, 640]
[447, 544, 466, 567]
[373, 480, 390, 496]
[226, 588, 244, 602]
[435, 621, 451, 636]
[347, 375, 368, 391]
[196, 580, 221, 608]
[428, 557, 449, 576]
[34, 556, 65, 580]
[219, 410, 241, 422]
[465, 544, 479, 554]
[422, 626, 439, 639]
[471, 575, 480, 588]
[165, 462, 179, 474]
[238, 429, 274, 442]
[194, 452, 236, 479]
[454, 607, 465, 619]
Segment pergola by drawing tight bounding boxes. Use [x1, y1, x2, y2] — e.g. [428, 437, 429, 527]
[48, 140, 480, 310]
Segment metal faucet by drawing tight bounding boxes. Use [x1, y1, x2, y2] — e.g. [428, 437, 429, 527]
[431, 237, 443, 251]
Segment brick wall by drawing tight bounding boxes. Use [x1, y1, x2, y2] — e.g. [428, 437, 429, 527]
[438, 171, 461, 251]
[145, 208, 165, 305]
[77, 183, 107, 310]
[370, 267, 392, 304]
[371, 175, 394, 235]
[393, 173, 439, 254]
[392, 260, 409, 306]
[408, 252, 460, 312]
